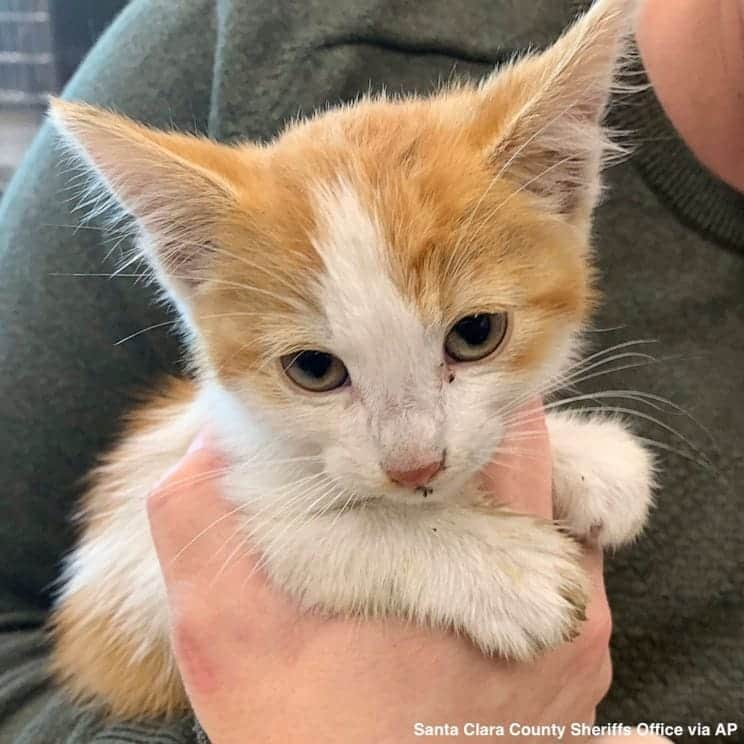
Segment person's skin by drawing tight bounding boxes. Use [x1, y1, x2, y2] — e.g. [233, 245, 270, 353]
[637, 0, 744, 192]
[147, 400, 659, 744]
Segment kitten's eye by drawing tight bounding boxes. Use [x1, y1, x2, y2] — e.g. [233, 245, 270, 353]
[445, 313, 508, 362]
[281, 351, 349, 392]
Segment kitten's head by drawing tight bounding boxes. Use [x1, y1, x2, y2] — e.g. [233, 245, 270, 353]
[52, 0, 634, 506]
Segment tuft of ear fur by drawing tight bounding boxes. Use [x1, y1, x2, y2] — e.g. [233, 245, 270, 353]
[472, 0, 639, 225]
[48, 99, 251, 299]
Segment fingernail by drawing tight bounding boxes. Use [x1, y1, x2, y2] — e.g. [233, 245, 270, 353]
[149, 432, 214, 499]
[187, 430, 210, 455]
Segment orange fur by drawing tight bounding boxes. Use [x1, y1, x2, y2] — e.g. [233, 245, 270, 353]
[50, 378, 197, 717]
[50, 589, 188, 719]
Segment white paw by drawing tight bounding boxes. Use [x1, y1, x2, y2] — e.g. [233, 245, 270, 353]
[461, 518, 589, 660]
[548, 412, 656, 548]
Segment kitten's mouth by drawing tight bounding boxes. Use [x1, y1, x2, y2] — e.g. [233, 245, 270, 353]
[315, 466, 472, 515]
[321, 487, 438, 514]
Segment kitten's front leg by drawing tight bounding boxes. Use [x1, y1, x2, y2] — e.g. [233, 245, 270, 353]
[254, 504, 589, 660]
[547, 412, 655, 548]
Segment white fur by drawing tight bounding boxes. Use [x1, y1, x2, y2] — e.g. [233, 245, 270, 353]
[549, 412, 655, 548]
[310, 179, 448, 488]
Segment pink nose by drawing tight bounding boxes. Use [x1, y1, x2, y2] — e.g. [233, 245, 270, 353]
[386, 460, 443, 489]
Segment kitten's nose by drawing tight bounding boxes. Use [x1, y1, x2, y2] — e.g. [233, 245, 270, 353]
[386, 458, 443, 489]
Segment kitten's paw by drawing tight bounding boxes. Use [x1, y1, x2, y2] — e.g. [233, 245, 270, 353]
[265, 505, 590, 665]
[548, 413, 655, 549]
[466, 519, 589, 660]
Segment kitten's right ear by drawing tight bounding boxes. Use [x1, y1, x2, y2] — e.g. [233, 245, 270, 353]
[49, 99, 252, 296]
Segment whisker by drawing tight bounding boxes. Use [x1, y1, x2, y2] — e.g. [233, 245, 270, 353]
[49, 272, 149, 279]
[491, 341, 662, 421]
[142, 466, 232, 499]
[584, 324, 627, 333]
[248, 480, 340, 577]
[326, 488, 359, 529]
[209, 530, 252, 586]
[113, 311, 274, 345]
[558, 404, 712, 466]
[634, 436, 717, 474]
[171, 470, 329, 565]
[169, 502, 248, 566]
[114, 320, 180, 345]
[555, 356, 665, 390]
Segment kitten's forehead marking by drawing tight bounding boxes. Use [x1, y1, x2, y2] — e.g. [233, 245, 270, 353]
[309, 178, 439, 392]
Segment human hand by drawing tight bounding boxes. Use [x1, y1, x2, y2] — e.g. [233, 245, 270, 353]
[147, 399, 613, 744]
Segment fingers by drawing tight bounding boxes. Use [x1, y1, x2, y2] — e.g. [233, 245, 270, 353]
[480, 397, 553, 519]
[479, 396, 615, 715]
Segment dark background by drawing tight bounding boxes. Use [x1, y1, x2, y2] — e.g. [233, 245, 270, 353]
[49, 0, 128, 86]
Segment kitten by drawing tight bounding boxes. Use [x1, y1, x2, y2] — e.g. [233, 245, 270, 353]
[49, 0, 653, 720]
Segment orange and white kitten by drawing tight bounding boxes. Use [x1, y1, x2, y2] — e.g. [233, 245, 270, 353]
[49, 0, 652, 720]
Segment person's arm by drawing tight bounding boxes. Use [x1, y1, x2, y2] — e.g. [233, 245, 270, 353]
[637, 0, 744, 192]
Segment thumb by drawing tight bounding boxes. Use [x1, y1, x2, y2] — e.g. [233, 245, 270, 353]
[146, 432, 236, 588]
[480, 398, 553, 520]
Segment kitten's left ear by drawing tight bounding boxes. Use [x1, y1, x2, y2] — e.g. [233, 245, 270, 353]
[472, 0, 638, 225]
[49, 99, 251, 296]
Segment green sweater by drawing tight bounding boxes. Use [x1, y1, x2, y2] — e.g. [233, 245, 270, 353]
[1, 1, 742, 742]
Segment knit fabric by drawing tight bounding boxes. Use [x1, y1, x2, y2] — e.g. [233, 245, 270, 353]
[1, 1, 742, 742]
